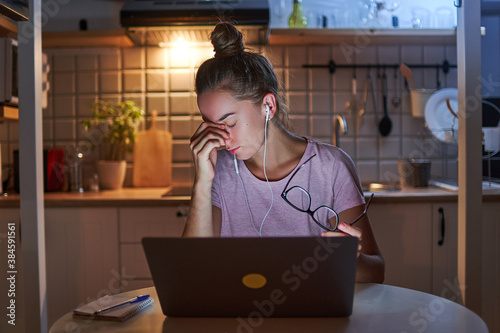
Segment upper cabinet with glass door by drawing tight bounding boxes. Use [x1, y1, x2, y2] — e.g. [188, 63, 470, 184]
[269, 0, 457, 45]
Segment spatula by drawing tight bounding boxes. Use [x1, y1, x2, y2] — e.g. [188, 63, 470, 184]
[399, 63, 416, 90]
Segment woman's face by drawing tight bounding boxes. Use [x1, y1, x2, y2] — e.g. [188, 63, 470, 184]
[198, 90, 266, 160]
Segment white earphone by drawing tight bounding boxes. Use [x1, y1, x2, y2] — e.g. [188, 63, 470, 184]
[234, 105, 269, 176]
[233, 103, 274, 237]
[234, 153, 239, 174]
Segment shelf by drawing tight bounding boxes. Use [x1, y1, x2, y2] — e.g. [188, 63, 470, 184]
[269, 28, 457, 46]
[36, 27, 457, 48]
[0, 15, 17, 37]
[42, 29, 134, 48]
[0, 104, 18, 121]
[1, 17, 133, 47]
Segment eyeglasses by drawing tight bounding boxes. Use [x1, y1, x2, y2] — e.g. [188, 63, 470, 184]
[281, 153, 374, 232]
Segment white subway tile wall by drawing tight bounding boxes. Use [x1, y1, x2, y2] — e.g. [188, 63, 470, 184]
[76, 55, 98, 71]
[100, 72, 121, 93]
[77, 72, 98, 94]
[146, 47, 167, 68]
[146, 94, 168, 116]
[0, 44, 459, 188]
[123, 71, 144, 92]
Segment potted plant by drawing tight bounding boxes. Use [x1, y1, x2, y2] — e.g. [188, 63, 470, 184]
[81, 100, 144, 189]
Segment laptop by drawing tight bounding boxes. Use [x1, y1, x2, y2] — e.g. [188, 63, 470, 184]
[142, 236, 358, 318]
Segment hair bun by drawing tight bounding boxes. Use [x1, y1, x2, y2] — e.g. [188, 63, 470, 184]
[210, 22, 244, 59]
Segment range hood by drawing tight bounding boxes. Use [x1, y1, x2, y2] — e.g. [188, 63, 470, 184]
[120, 0, 270, 46]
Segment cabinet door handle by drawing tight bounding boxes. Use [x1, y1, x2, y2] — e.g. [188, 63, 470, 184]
[438, 207, 445, 246]
[176, 211, 188, 218]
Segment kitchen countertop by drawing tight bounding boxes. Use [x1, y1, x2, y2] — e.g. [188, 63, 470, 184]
[0, 187, 189, 208]
[1, 185, 499, 208]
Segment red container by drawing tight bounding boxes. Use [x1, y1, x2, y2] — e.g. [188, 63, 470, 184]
[14, 148, 65, 192]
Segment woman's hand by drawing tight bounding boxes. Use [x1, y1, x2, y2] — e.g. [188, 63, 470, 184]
[321, 223, 363, 258]
[190, 122, 229, 183]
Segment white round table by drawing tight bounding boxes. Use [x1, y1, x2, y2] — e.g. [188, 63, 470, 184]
[49, 283, 488, 333]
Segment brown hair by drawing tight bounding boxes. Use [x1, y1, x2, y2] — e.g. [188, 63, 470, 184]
[195, 22, 289, 128]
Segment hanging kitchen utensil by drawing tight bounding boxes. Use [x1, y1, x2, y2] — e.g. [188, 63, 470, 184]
[378, 71, 393, 137]
[399, 63, 417, 90]
[369, 68, 379, 126]
[391, 68, 401, 108]
[346, 69, 357, 113]
[358, 74, 368, 117]
[435, 67, 441, 90]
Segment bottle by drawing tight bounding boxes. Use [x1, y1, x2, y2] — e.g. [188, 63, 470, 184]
[89, 173, 100, 192]
[69, 147, 84, 193]
[288, 0, 307, 28]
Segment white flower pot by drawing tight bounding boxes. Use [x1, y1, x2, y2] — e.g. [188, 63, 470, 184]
[96, 160, 127, 190]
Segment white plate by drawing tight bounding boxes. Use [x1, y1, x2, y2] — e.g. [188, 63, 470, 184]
[424, 88, 459, 143]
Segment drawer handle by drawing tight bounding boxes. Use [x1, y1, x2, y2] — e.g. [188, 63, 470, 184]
[438, 207, 445, 246]
[176, 211, 187, 218]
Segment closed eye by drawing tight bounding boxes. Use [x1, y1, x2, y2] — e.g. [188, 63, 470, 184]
[226, 122, 237, 128]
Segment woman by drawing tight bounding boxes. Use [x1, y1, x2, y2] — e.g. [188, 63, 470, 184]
[183, 22, 384, 283]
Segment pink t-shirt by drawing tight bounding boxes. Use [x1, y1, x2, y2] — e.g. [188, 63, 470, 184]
[212, 139, 365, 237]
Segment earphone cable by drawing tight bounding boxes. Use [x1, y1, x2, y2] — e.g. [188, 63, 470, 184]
[234, 155, 259, 236]
[234, 106, 273, 237]
[259, 111, 274, 236]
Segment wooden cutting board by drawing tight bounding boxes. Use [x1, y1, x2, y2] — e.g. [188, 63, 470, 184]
[133, 111, 172, 187]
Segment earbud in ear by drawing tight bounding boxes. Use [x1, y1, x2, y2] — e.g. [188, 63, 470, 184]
[233, 154, 239, 174]
[265, 104, 270, 121]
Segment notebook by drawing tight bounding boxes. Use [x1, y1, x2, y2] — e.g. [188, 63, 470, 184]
[73, 295, 154, 322]
[142, 236, 358, 318]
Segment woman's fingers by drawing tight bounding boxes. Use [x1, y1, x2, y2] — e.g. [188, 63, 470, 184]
[189, 122, 230, 182]
[191, 134, 225, 157]
[190, 123, 228, 157]
[338, 222, 362, 239]
[321, 223, 362, 239]
[191, 122, 228, 145]
[321, 223, 363, 257]
[321, 231, 347, 237]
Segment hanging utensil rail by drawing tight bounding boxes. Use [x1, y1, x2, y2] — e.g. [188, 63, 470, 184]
[303, 60, 456, 75]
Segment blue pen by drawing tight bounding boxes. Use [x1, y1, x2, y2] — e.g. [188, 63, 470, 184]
[94, 295, 150, 314]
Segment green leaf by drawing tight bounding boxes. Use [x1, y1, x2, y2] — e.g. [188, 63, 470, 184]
[80, 100, 145, 161]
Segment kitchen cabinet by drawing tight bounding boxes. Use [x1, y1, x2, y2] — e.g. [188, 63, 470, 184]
[370, 198, 500, 333]
[481, 202, 500, 333]
[428, 201, 500, 333]
[118, 206, 187, 292]
[0, 205, 187, 328]
[44, 208, 119, 327]
[369, 202, 434, 293]
[431, 203, 459, 299]
[369, 202, 459, 297]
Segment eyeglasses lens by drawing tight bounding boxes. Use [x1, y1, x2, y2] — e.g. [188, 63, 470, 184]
[285, 187, 310, 212]
[313, 206, 338, 230]
[286, 187, 338, 229]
